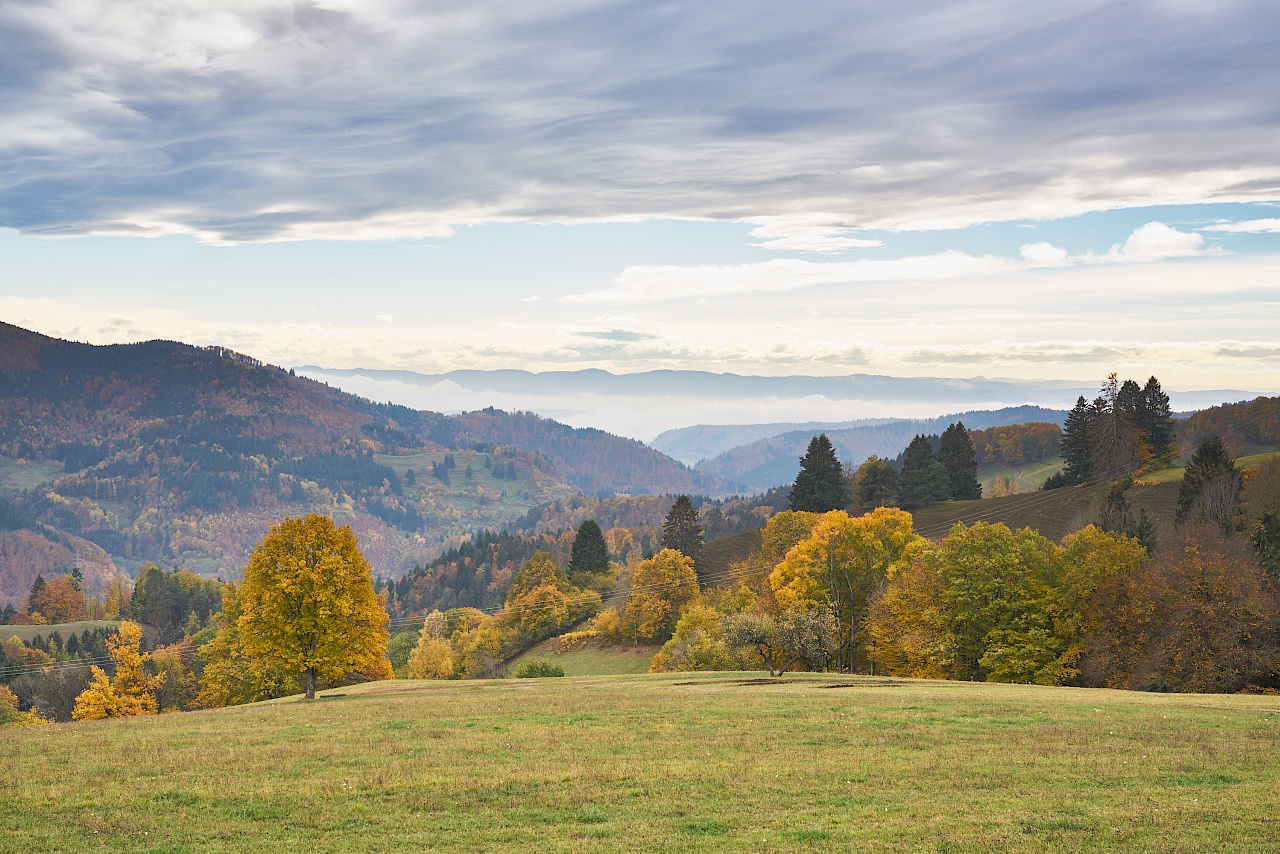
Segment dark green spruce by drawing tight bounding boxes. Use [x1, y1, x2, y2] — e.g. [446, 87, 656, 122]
[788, 434, 848, 513]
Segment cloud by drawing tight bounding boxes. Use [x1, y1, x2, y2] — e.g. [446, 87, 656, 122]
[1019, 242, 1070, 265]
[2, 1, 1280, 241]
[572, 328, 658, 342]
[374, 313, 394, 323]
[566, 252, 1018, 303]
[746, 216, 885, 253]
[1103, 221, 1206, 261]
[1203, 218, 1280, 233]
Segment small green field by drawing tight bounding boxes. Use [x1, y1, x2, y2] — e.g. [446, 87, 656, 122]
[510, 640, 660, 676]
[2, 674, 1278, 852]
[0, 457, 64, 499]
[2, 620, 121, 643]
[977, 458, 1065, 494]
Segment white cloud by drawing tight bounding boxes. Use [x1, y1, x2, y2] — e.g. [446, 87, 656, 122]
[566, 252, 1018, 304]
[374, 313, 394, 323]
[746, 216, 885, 253]
[1203, 218, 1280, 233]
[1104, 221, 1206, 262]
[1019, 242, 1070, 266]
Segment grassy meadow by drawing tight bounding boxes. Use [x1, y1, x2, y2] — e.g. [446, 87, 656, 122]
[3, 673, 1279, 852]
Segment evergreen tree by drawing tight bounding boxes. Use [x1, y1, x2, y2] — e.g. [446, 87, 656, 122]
[898, 435, 950, 508]
[854, 457, 899, 507]
[1139, 376, 1175, 462]
[788, 434, 848, 512]
[568, 520, 611, 577]
[661, 496, 704, 571]
[1, 603, 14, 625]
[1091, 374, 1137, 477]
[27, 574, 45, 615]
[1061, 396, 1094, 484]
[938, 422, 982, 500]
[1177, 436, 1241, 530]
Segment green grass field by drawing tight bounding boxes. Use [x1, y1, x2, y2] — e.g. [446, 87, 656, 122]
[977, 459, 1065, 495]
[2, 620, 122, 644]
[0, 457, 64, 499]
[3, 674, 1278, 852]
[510, 640, 660, 676]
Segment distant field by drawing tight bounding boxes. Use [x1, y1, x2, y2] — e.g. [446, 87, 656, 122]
[0, 457, 63, 499]
[375, 450, 551, 512]
[510, 640, 660, 677]
[977, 458, 1065, 494]
[2, 620, 121, 643]
[2, 674, 1278, 852]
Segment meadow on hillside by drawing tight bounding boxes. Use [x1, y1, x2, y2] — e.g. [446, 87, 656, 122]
[2, 673, 1278, 852]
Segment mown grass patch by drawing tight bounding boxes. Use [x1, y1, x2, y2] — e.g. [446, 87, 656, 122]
[1, 673, 1277, 852]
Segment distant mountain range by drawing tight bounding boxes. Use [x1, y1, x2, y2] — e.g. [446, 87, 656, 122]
[298, 365, 1270, 449]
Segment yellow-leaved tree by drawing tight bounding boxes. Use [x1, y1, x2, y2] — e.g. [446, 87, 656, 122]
[621, 548, 699, 643]
[72, 620, 160, 720]
[770, 507, 923, 672]
[407, 611, 455, 679]
[238, 514, 390, 700]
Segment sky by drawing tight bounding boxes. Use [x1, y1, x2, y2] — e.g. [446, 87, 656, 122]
[2, 0, 1279, 396]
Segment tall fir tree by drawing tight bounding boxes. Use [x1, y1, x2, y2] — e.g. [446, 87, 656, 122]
[661, 495, 704, 572]
[938, 422, 982, 500]
[568, 520, 610, 577]
[1061, 396, 1095, 485]
[788, 434, 848, 513]
[1091, 373, 1137, 477]
[1139, 376, 1175, 462]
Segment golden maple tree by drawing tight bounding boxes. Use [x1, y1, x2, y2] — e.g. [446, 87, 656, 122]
[237, 514, 390, 699]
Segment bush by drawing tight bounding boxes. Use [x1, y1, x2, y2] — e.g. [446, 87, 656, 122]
[514, 659, 564, 678]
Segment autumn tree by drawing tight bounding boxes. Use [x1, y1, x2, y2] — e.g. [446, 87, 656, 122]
[661, 496, 704, 571]
[72, 621, 160, 720]
[622, 548, 699, 643]
[789, 434, 848, 513]
[237, 514, 390, 700]
[196, 583, 300, 708]
[502, 552, 600, 647]
[1177, 437, 1242, 530]
[407, 611, 455, 679]
[722, 605, 839, 676]
[938, 422, 982, 500]
[1083, 525, 1279, 692]
[769, 508, 922, 672]
[28, 575, 85, 624]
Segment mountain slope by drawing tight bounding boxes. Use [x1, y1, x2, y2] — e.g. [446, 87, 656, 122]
[0, 323, 716, 597]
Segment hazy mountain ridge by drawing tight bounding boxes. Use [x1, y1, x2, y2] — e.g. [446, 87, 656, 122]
[696, 406, 1069, 493]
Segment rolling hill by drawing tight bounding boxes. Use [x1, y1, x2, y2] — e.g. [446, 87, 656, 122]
[0, 323, 721, 603]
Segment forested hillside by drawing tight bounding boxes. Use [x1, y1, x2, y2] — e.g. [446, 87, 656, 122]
[0, 323, 712, 600]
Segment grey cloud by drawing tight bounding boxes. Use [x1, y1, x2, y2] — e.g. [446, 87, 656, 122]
[2, 1, 1279, 241]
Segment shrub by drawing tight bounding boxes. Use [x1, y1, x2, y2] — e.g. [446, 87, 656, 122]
[514, 659, 564, 678]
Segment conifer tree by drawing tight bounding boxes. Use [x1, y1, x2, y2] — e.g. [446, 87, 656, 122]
[1139, 376, 1175, 462]
[898, 435, 950, 508]
[1061, 396, 1095, 484]
[938, 422, 982, 500]
[1177, 437, 1241, 530]
[661, 496, 704, 570]
[788, 434, 848, 512]
[568, 520, 610, 577]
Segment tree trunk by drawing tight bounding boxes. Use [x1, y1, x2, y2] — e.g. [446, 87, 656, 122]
[305, 667, 316, 700]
